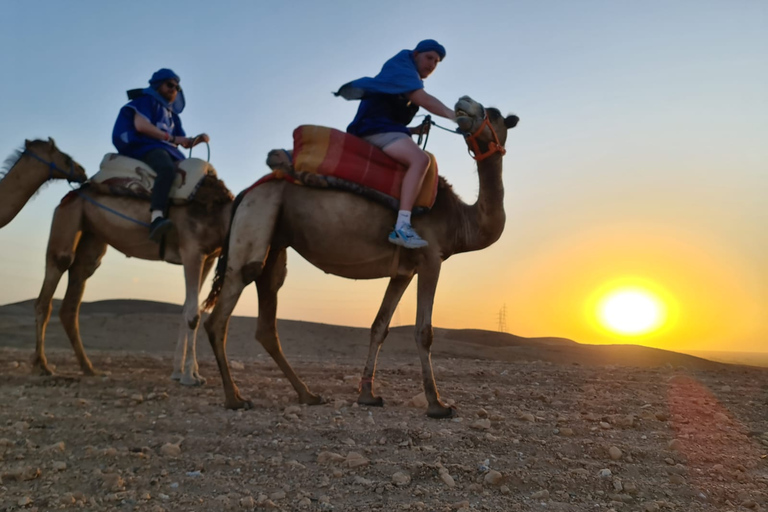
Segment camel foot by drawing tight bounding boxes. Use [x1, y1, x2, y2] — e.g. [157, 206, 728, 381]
[170, 371, 183, 381]
[427, 403, 457, 419]
[298, 391, 324, 406]
[82, 366, 105, 377]
[180, 373, 206, 387]
[357, 394, 385, 407]
[224, 395, 253, 410]
[33, 361, 54, 376]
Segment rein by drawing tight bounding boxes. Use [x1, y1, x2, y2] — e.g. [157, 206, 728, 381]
[22, 149, 82, 182]
[415, 112, 506, 161]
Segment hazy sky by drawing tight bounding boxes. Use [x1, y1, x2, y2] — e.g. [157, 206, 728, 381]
[1, 1, 766, 355]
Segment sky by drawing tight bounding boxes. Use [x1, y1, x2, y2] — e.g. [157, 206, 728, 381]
[0, 1, 766, 356]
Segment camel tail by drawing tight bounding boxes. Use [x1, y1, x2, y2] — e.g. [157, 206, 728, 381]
[202, 188, 248, 311]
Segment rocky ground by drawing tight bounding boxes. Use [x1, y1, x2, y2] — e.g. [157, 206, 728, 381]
[1, 347, 767, 512]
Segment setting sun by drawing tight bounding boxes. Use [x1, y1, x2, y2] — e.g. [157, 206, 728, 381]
[597, 289, 664, 335]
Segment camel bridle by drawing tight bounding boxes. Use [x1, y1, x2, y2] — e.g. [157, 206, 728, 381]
[463, 111, 506, 162]
[22, 149, 82, 182]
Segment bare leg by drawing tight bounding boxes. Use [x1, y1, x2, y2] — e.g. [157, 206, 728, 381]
[358, 275, 413, 406]
[33, 202, 82, 375]
[256, 248, 322, 405]
[382, 138, 430, 213]
[414, 259, 454, 418]
[173, 253, 206, 386]
[58, 234, 108, 376]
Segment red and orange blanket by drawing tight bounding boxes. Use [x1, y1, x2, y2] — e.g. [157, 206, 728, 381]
[256, 125, 439, 211]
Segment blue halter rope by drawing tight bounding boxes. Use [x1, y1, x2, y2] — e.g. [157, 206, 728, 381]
[22, 148, 82, 182]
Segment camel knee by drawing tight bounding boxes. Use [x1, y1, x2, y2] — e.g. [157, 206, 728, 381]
[241, 261, 264, 284]
[187, 314, 200, 330]
[416, 325, 434, 350]
[53, 253, 74, 273]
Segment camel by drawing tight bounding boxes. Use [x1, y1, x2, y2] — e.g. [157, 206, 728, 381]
[1, 140, 233, 385]
[0, 138, 88, 227]
[203, 96, 519, 418]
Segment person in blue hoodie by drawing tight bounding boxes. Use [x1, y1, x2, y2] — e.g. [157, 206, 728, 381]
[335, 39, 456, 249]
[112, 68, 210, 242]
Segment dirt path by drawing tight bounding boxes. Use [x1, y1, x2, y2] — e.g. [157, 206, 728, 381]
[1, 348, 767, 511]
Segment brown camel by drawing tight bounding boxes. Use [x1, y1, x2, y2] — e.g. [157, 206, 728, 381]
[2, 141, 233, 385]
[203, 96, 519, 417]
[0, 139, 87, 227]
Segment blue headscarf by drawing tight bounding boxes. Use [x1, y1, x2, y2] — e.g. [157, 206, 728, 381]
[334, 40, 447, 101]
[141, 68, 186, 114]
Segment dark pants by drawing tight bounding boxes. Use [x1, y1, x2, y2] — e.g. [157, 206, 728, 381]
[140, 148, 177, 213]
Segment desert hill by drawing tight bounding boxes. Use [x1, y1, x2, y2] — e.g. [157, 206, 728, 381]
[0, 298, 724, 371]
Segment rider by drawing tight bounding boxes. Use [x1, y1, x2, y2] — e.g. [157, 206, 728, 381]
[112, 68, 210, 242]
[335, 39, 456, 249]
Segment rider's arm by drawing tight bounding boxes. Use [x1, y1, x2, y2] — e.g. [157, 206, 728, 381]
[407, 89, 456, 121]
[133, 113, 192, 146]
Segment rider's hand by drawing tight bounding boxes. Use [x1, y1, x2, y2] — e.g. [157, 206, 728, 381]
[178, 136, 193, 149]
[196, 133, 210, 144]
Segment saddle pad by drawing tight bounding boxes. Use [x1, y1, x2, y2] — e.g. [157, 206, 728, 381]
[292, 125, 438, 209]
[91, 154, 216, 202]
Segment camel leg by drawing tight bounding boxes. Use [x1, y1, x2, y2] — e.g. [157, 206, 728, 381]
[33, 202, 82, 375]
[172, 253, 207, 386]
[204, 266, 252, 409]
[358, 275, 413, 407]
[414, 260, 455, 418]
[58, 233, 108, 376]
[256, 248, 322, 405]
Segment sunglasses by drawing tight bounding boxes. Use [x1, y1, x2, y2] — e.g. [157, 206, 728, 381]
[164, 81, 181, 91]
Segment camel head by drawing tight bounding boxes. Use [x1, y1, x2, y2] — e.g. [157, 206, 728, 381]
[455, 96, 519, 161]
[24, 138, 88, 183]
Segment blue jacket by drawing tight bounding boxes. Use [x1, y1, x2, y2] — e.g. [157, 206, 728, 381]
[112, 94, 186, 161]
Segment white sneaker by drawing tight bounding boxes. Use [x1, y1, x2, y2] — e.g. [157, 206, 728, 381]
[388, 224, 428, 249]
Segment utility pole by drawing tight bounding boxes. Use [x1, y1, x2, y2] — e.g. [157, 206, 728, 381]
[497, 304, 507, 333]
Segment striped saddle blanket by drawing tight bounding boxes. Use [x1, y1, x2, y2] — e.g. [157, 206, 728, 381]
[291, 125, 439, 210]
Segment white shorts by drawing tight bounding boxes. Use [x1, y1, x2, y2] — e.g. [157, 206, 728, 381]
[363, 132, 411, 150]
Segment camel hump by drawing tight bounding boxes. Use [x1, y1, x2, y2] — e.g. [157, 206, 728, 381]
[91, 153, 216, 203]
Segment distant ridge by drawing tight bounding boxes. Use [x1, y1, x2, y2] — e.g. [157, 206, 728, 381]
[0, 298, 729, 370]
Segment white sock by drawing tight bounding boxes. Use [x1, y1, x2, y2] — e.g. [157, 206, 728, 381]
[395, 210, 411, 230]
[151, 210, 164, 222]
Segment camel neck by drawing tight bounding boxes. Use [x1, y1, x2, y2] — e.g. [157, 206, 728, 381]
[467, 154, 506, 251]
[0, 155, 53, 228]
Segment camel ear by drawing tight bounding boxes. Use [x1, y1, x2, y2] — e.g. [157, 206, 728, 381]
[504, 115, 519, 129]
[48, 137, 57, 148]
[24, 139, 31, 147]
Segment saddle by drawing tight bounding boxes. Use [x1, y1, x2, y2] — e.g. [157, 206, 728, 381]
[268, 125, 439, 211]
[90, 154, 216, 204]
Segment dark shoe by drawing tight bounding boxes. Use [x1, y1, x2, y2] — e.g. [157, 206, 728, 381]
[149, 217, 174, 243]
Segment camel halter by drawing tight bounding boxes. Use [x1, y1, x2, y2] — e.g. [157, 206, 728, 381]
[462, 113, 506, 162]
[22, 149, 82, 182]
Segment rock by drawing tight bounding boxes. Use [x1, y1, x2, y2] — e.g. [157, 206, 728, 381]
[598, 469, 612, 479]
[51, 461, 67, 471]
[608, 446, 622, 460]
[269, 490, 286, 501]
[484, 470, 503, 486]
[518, 412, 535, 422]
[531, 490, 549, 499]
[230, 360, 245, 370]
[451, 500, 470, 510]
[102, 473, 125, 491]
[345, 452, 369, 468]
[477, 408, 488, 418]
[440, 472, 456, 487]
[409, 393, 428, 408]
[298, 497, 312, 508]
[240, 496, 256, 507]
[317, 451, 345, 464]
[667, 439, 681, 451]
[392, 471, 411, 486]
[559, 427, 574, 436]
[160, 443, 181, 457]
[469, 418, 491, 430]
